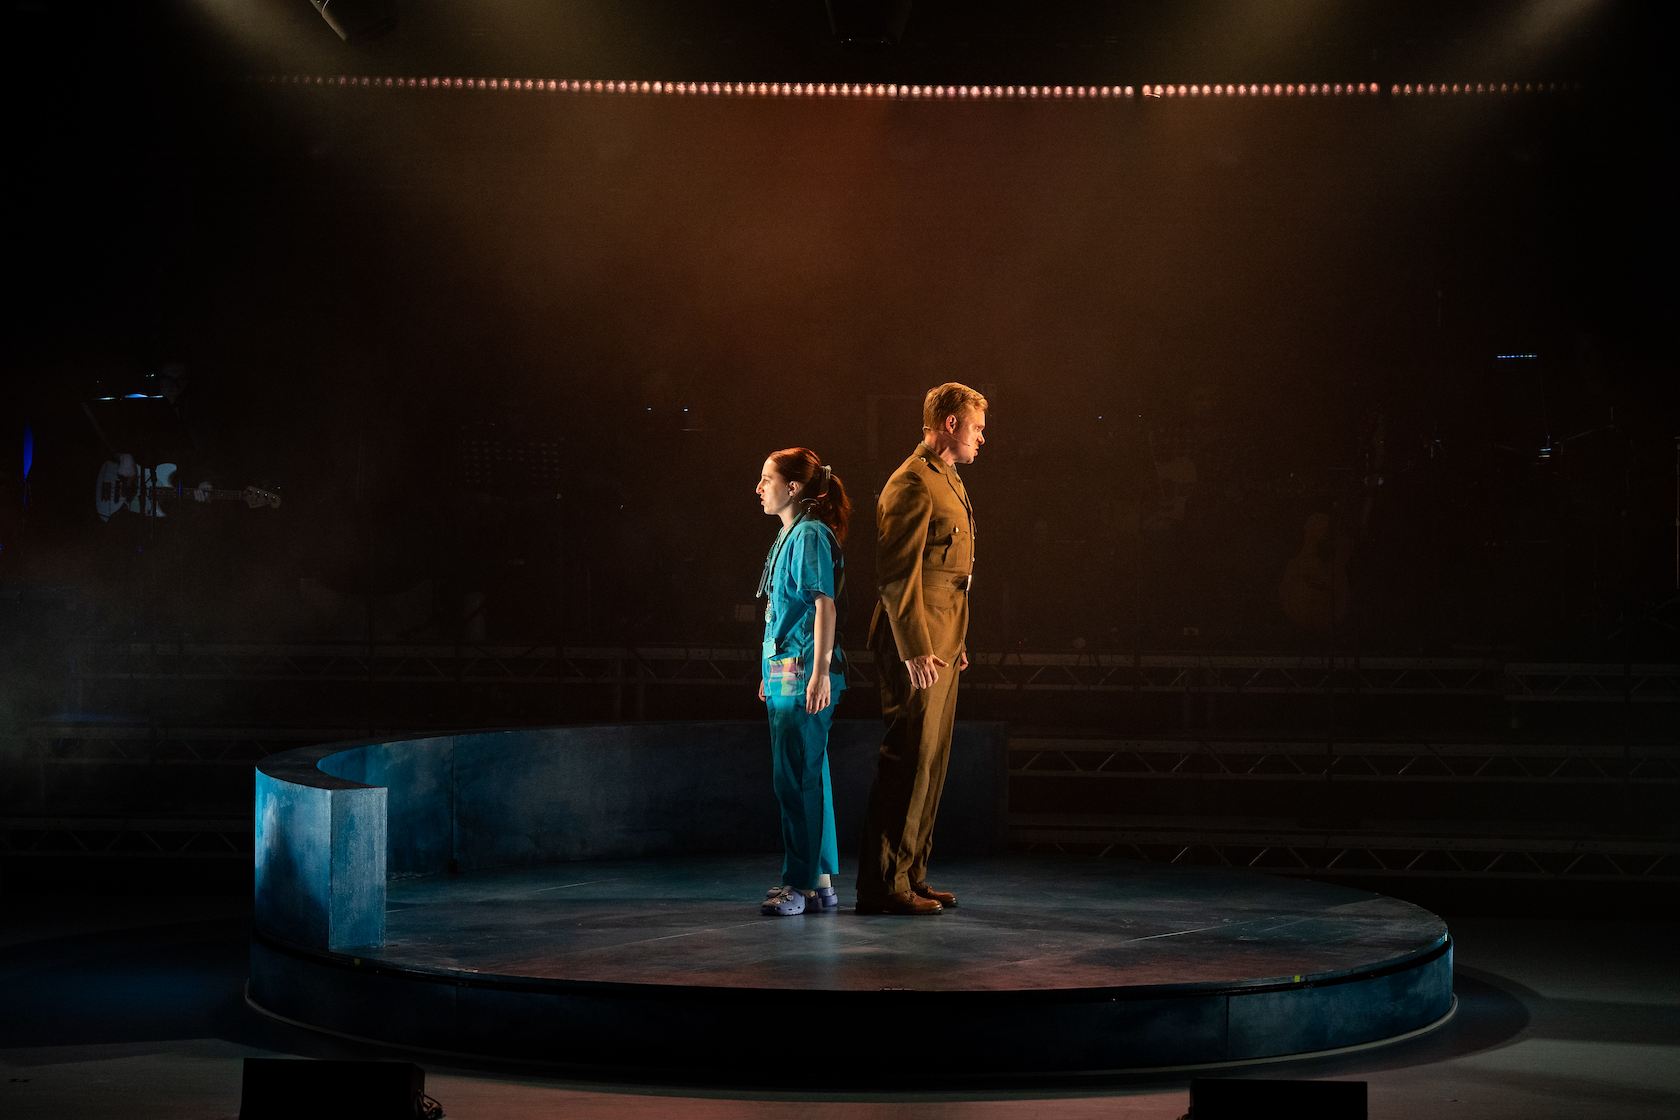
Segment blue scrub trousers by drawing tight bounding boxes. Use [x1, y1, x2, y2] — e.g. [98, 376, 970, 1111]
[766, 692, 840, 890]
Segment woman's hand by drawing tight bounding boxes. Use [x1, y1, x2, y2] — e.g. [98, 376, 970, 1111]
[805, 672, 831, 714]
[757, 678, 766, 703]
[806, 594, 837, 712]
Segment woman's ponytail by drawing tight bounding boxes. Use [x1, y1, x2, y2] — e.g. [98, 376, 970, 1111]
[770, 447, 852, 546]
[811, 467, 851, 546]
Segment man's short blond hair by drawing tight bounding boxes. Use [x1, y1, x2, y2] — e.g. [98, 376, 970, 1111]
[922, 382, 988, 433]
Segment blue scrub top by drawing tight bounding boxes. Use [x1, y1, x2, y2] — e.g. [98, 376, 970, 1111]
[761, 517, 847, 695]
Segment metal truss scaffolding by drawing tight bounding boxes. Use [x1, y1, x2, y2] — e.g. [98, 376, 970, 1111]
[68, 643, 1680, 701]
[1010, 738, 1680, 783]
[11, 726, 365, 765]
[0, 817, 252, 859]
[11, 644, 1673, 884]
[1011, 816, 1680, 882]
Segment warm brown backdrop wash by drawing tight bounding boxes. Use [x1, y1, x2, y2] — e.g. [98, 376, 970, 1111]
[11, 34, 1663, 668]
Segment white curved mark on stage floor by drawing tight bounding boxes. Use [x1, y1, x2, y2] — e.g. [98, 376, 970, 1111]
[1124, 921, 1232, 942]
[618, 923, 760, 947]
[531, 878, 625, 893]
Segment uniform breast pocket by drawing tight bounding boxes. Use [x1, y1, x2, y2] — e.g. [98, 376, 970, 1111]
[927, 517, 958, 563]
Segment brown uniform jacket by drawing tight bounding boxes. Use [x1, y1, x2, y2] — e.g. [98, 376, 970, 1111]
[868, 443, 976, 663]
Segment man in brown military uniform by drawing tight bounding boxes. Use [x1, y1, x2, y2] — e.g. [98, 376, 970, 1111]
[856, 383, 987, 915]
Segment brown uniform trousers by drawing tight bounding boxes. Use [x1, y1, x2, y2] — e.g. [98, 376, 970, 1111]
[857, 443, 975, 900]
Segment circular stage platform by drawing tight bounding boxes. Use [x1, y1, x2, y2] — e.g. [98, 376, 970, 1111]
[249, 854, 1453, 1076]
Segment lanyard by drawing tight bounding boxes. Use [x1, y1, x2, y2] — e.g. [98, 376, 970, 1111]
[755, 512, 808, 600]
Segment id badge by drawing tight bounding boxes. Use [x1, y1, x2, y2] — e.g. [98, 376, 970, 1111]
[766, 656, 804, 697]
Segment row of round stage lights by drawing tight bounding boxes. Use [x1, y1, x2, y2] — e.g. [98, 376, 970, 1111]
[262, 76, 1579, 98]
[262, 77, 1144, 97]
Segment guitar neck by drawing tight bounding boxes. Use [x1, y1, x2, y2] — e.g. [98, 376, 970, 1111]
[138, 483, 245, 500]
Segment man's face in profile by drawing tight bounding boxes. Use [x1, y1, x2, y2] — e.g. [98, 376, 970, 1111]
[947, 408, 986, 464]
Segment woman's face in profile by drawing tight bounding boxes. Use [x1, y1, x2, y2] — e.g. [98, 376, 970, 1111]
[757, 458, 797, 518]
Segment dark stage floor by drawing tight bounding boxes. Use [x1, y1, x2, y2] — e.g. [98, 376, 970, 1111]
[5, 890, 1679, 1117]
[372, 855, 1445, 993]
[249, 855, 1452, 1074]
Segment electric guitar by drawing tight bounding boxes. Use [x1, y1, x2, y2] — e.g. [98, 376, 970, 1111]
[96, 460, 281, 521]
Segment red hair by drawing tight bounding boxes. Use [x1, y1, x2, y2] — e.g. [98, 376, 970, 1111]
[769, 447, 851, 546]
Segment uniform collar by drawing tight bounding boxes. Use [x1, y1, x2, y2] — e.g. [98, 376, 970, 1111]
[917, 443, 972, 514]
[756, 511, 809, 599]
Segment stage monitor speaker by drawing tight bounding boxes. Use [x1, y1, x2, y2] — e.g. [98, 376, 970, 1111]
[1190, 1077, 1366, 1119]
[310, 0, 396, 42]
[239, 1059, 437, 1120]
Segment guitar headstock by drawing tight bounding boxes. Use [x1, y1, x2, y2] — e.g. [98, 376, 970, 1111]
[244, 487, 282, 509]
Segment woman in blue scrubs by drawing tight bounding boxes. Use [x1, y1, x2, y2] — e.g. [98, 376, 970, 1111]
[755, 447, 850, 916]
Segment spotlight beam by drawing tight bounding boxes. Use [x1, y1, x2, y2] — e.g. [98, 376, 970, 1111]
[310, 0, 396, 43]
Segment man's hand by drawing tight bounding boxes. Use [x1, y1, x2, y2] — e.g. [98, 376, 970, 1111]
[757, 678, 766, 703]
[904, 653, 948, 690]
[957, 651, 969, 672]
[805, 673, 832, 714]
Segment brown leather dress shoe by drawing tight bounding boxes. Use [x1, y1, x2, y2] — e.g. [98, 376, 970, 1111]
[855, 889, 943, 915]
[912, 881, 958, 908]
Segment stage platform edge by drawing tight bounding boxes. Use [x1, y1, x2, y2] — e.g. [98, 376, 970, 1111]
[246, 857, 1454, 1077]
[251, 727, 1451, 1076]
